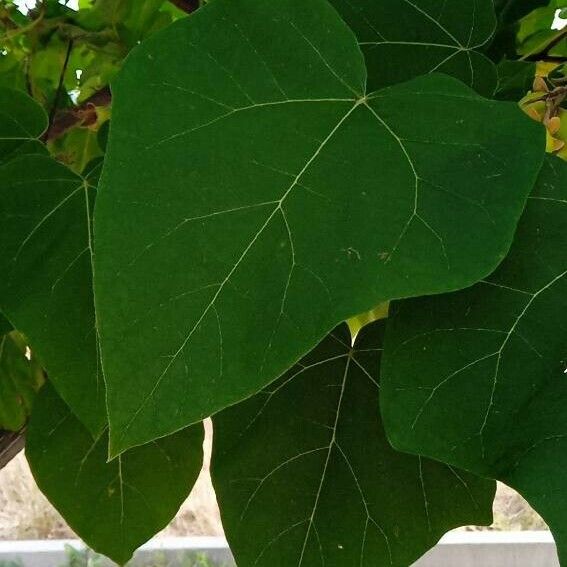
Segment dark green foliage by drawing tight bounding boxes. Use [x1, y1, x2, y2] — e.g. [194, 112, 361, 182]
[381, 156, 567, 561]
[213, 322, 495, 567]
[0, 0, 564, 565]
[27, 385, 204, 565]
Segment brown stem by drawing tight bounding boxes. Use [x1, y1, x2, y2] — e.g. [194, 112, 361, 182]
[44, 85, 111, 142]
[46, 39, 74, 138]
[168, 0, 200, 14]
[0, 429, 25, 471]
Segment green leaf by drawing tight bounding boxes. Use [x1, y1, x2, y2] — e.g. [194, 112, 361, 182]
[494, 0, 548, 24]
[487, 0, 548, 61]
[95, 0, 544, 455]
[0, 314, 12, 337]
[381, 156, 567, 562]
[212, 322, 495, 567]
[329, 0, 498, 95]
[0, 331, 45, 431]
[0, 88, 48, 164]
[26, 384, 204, 565]
[0, 154, 105, 434]
[495, 60, 536, 101]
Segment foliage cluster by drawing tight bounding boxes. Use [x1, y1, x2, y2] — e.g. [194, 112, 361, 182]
[1, 0, 567, 565]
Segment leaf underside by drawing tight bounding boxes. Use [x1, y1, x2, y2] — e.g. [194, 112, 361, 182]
[212, 321, 495, 567]
[381, 156, 567, 562]
[95, 0, 544, 455]
[26, 385, 204, 565]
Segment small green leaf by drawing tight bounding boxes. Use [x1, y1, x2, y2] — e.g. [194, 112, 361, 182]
[0, 154, 105, 434]
[381, 157, 567, 562]
[212, 322, 495, 567]
[493, 0, 548, 24]
[330, 0, 498, 95]
[0, 88, 47, 164]
[0, 331, 45, 431]
[26, 384, 204, 565]
[95, 0, 544, 455]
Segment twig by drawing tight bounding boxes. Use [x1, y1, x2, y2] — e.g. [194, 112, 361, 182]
[0, 429, 25, 471]
[46, 39, 74, 140]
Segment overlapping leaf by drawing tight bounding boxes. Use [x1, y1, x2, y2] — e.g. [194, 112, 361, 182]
[95, 0, 544, 455]
[330, 0, 498, 95]
[0, 88, 47, 164]
[381, 156, 567, 562]
[0, 153, 105, 434]
[26, 385, 204, 565]
[212, 322, 495, 567]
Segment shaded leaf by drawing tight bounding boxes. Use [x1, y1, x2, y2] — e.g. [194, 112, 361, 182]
[0, 315, 12, 337]
[95, 0, 544, 455]
[212, 322, 495, 567]
[381, 156, 567, 562]
[0, 88, 47, 164]
[488, 0, 548, 60]
[330, 0, 498, 95]
[494, 0, 548, 24]
[0, 154, 105, 434]
[0, 331, 45, 431]
[26, 384, 204, 565]
[495, 60, 536, 101]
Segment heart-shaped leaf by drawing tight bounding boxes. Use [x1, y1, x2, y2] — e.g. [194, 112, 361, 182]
[330, 0, 498, 95]
[212, 321, 495, 567]
[0, 154, 105, 434]
[381, 156, 567, 562]
[95, 0, 544, 455]
[26, 384, 204, 565]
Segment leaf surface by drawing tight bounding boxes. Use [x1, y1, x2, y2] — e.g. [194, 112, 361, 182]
[212, 322, 495, 567]
[26, 385, 204, 565]
[0, 154, 105, 434]
[330, 0, 498, 95]
[0, 88, 48, 164]
[95, 0, 544, 454]
[381, 156, 567, 562]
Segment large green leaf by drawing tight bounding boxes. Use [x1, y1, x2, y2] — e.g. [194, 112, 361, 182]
[330, 0, 498, 95]
[26, 385, 204, 565]
[381, 156, 567, 562]
[95, 0, 544, 455]
[0, 154, 105, 434]
[212, 321, 495, 567]
[0, 88, 48, 164]
[0, 331, 45, 431]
